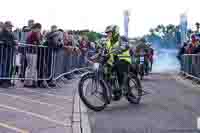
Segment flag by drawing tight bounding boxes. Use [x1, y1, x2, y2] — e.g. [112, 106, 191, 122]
[124, 10, 130, 38]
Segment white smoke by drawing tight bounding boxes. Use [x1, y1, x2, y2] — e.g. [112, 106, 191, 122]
[152, 48, 180, 73]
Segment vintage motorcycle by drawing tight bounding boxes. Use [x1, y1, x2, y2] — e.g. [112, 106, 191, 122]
[78, 42, 142, 111]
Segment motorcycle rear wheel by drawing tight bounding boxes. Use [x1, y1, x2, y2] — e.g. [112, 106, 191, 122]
[126, 73, 142, 104]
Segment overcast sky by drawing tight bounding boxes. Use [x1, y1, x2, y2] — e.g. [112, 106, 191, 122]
[0, 0, 199, 37]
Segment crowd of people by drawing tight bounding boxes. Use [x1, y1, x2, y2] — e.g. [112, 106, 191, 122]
[177, 33, 200, 69]
[178, 34, 200, 56]
[0, 19, 97, 88]
[0, 19, 156, 89]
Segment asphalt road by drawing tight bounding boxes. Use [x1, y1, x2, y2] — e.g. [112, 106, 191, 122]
[0, 79, 78, 133]
[87, 73, 200, 133]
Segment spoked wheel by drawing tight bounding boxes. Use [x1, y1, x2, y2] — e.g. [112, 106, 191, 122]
[126, 73, 142, 104]
[78, 73, 108, 112]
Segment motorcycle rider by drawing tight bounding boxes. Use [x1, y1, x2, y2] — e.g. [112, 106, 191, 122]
[103, 25, 133, 100]
[89, 25, 137, 100]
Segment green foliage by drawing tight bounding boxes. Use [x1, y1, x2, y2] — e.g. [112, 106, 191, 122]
[85, 32, 102, 42]
[70, 29, 103, 42]
[146, 24, 180, 49]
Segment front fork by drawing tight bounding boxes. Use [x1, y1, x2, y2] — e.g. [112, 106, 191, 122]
[101, 79, 112, 104]
[111, 72, 129, 96]
[120, 72, 129, 95]
[102, 68, 129, 103]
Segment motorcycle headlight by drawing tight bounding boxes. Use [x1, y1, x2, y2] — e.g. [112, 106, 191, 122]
[93, 63, 100, 71]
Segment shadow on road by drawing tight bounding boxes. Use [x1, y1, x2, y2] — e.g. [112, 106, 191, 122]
[142, 77, 157, 82]
[88, 102, 150, 114]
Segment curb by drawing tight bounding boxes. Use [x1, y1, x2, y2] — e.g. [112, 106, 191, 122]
[72, 94, 81, 133]
[172, 73, 200, 90]
[80, 99, 92, 133]
[72, 94, 91, 133]
[179, 71, 200, 82]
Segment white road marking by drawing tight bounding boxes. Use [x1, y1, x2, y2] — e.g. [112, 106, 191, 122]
[0, 92, 65, 110]
[17, 88, 73, 101]
[0, 122, 29, 133]
[0, 104, 71, 127]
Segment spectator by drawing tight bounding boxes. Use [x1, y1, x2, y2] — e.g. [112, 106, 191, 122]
[187, 43, 194, 54]
[193, 39, 200, 54]
[63, 33, 80, 55]
[22, 26, 30, 32]
[42, 25, 64, 87]
[46, 25, 58, 44]
[28, 19, 34, 29]
[13, 28, 21, 41]
[20, 19, 34, 42]
[187, 38, 197, 54]
[0, 21, 17, 88]
[0, 22, 4, 33]
[80, 37, 88, 54]
[46, 27, 64, 49]
[148, 46, 154, 71]
[27, 23, 42, 45]
[87, 42, 96, 58]
[19, 26, 30, 81]
[79, 37, 88, 67]
[63, 32, 73, 52]
[25, 23, 42, 88]
[63, 32, 77, 79]
[42, 30, 48, 41]
[19, 21, 35, 81]
[50, 25, 57, 32]
[177, 42, 188, 70]
[20, 20, 34, 42]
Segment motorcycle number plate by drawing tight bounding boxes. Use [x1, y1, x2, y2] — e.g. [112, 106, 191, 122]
[140, 57, 145, 62]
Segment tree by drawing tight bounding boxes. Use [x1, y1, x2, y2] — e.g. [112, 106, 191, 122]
[195, 22, 200, 33]
[85, 32, 101, 42]
[149, 28, 155, 35]
[145, 24, 179, 49]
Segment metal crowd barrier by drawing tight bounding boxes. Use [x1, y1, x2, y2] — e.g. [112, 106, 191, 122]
[0, 43, 90, 82]
[181, 54, 200, 80]
[53, 48, 90, 80]
[0, 44, 56, 81]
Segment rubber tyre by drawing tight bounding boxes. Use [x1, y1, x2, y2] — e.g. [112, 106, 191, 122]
[126, 73, 142, 104]
[78, 73, 108, 112]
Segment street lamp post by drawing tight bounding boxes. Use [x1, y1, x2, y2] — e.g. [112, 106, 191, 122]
[124, 10, 130, 39]
[180, 13, 188, 46]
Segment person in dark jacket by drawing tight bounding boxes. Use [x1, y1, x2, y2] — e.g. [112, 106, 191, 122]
[41, 25, 61, 87]
[0, 22, 4, 33]
[25, 23, 43, 88]
[177, 42, 187, 70]
[79, 37, 88, 67]
[0, 21, 17, 88]
[193, 44, 200, 54]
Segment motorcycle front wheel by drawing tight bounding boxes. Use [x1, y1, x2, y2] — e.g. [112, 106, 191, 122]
[78, 73, 108, 112]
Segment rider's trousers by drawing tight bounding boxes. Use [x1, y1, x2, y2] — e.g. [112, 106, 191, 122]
[112, 60, 130, 90]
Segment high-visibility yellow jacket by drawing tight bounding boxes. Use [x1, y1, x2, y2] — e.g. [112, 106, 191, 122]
[106, 39, 131, 65]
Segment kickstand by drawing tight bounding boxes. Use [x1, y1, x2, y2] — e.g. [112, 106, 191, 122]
[140, 89, 151, 96]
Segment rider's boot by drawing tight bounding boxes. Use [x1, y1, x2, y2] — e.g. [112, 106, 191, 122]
[112, 72, 127, 101]
[112, 89, 122, 101]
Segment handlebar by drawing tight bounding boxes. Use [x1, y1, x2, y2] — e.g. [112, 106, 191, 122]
[87, 47, 125, 65]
